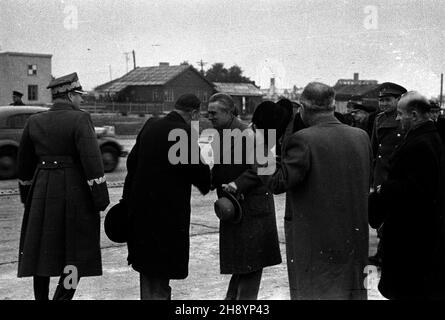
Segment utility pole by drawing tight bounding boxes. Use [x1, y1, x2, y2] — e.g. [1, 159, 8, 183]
[124, 52, 131, 73]
[440, 73, 443, 108]
[109, 65, 112, 81]
[132, 50, 136, 69]
[197, 59, 207, 75]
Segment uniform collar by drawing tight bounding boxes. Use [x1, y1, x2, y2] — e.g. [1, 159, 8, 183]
[50, 99, 77, 111]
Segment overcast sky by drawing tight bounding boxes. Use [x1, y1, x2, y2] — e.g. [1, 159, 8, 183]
[1, 0, 444, 97]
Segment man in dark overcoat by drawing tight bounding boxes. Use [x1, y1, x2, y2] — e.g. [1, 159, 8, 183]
[369, 92, 445, 299]
[17, 73, 110, 300]
[369, 82, 407, 266]
[261, 82, 371, 300]
[208, 93, 282, 300]
[124, 94, 211, 300]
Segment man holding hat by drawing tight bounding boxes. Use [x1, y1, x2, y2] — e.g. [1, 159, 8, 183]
[10, 90, 25, 105]
[369, 82, 407, 267]
[209, 94, 281, 300]
[17, 72, 110, 300]
[259, 82, 371, 300]
[123, 93, 211, 300]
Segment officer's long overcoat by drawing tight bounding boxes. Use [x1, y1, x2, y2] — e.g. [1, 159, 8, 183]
[371, 110, 404, 187]
[17, 100, 110, 277]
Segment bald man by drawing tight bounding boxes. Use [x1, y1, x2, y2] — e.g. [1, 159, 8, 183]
[369, 91, 445, 299]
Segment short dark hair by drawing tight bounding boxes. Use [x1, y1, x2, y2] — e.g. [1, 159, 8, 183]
[301, 82, 335, 112]
[175, 94, 201, 111]
[208, 93, 235, 114]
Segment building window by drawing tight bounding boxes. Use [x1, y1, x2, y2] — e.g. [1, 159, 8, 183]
[28, 85, 38, 101]
[28, 64, 37, 76]
[153, 89, 160, 101]
[196, 89, 208, 102]
[164, 89, 174, 102]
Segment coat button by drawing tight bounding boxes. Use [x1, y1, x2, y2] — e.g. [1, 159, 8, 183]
[54, 161, 57, 164]
[378, 155, 382, 159]
[42, 161, 46, 164]
[397, 133, 401, 137]
[379, 144, 382, 147]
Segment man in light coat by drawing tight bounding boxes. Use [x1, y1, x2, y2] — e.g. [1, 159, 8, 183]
[261, 82, 372, 299]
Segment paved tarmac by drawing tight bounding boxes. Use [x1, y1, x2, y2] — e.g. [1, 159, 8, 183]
[0, 136, 385, 300]
[0, 186, 385, 300]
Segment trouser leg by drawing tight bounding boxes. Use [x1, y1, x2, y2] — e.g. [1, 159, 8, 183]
[52, 271, 81, 300]
[236, 269, 263, 300]
[225, 274, 240, 300]
[33, 276, 50, 300]
[139, 273, 171, 300]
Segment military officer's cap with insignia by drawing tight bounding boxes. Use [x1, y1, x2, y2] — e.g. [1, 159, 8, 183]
[378, 82, 407, 98]
[47, 72, 86, 95]
[13, 90, 23, 97]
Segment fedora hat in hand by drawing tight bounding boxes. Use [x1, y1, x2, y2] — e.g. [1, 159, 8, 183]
[104, 199, 129, 243]
[214, 189, 242, 224]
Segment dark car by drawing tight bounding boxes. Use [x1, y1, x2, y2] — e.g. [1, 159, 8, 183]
[0, 106, 127, 179]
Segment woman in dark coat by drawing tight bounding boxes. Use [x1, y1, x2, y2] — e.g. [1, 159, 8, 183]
[209, 95, 282, 300]
[17, 73, 110, 300]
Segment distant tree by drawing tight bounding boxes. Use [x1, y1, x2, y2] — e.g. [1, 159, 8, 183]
[205, 63, 253, 83]
[227, 65, 252, 83]
[180, 61, 189, 65]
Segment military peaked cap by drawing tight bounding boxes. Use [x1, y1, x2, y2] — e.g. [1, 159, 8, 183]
[47, 72, 86, 95]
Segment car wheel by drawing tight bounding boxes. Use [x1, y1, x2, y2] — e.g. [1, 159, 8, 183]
[0, 147, 18, 180]
[101, 145, 119, 173]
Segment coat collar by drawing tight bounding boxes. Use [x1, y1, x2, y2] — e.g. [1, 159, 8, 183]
[405, 120, 437, 140]
[310, 113, 342, 127]
[166, 110, 187, 125]
[50, 99, 77, 111]
[227, 116, 247, 131]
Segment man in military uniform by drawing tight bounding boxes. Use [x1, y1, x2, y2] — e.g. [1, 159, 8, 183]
[369, 82, 407, 266]
[10, 90, 25, 105]
[17, 73, 109, 300]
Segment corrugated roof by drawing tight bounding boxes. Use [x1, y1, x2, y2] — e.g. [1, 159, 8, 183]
[95, 65, 191, 93]
[334, 84, 379, 97]
[214, 82, 262, 96]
